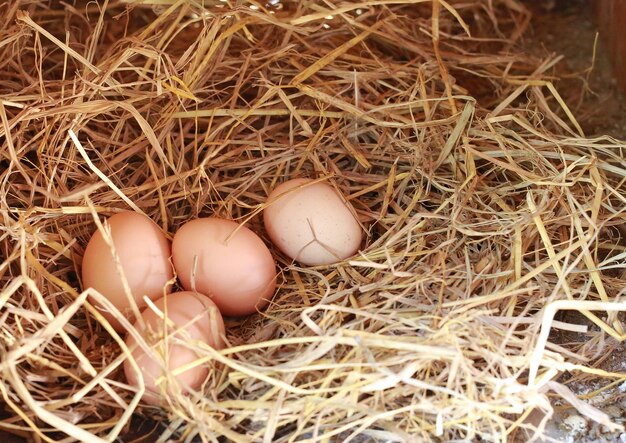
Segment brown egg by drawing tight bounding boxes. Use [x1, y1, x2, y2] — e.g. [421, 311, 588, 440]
[123, 291, 225, 405]
[263, 178, 363, 266]
[172, 218, 277, 316]
[81, 211, 173, 331]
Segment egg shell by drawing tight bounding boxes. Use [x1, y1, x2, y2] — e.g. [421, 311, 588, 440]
[81, 211, 174, 331]
[123, 291, 225, 405]
[263, 178, 363, 266]
[172, 218, 277, 316]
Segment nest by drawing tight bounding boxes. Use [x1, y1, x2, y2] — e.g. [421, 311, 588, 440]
[1, 0, 626, 441]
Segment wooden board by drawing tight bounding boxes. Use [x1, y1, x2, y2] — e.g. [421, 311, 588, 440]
[593, 0, 626, 96]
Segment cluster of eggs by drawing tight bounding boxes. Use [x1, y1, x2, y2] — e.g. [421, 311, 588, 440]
[81, 178, 362, 404]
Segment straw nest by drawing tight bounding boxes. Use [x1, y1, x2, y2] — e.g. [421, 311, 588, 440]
[1, 1, 626, 442]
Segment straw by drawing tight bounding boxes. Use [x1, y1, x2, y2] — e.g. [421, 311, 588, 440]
[1, 0, 626, 441]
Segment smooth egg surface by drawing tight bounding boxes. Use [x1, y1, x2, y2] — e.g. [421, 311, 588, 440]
[263, 178, 362, 266]
[123, 291, 225, 405]
[81, 211, 173, 331]
[172, 218, 277, 316]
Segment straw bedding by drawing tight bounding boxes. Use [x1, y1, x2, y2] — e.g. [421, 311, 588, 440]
[1, 0, 626, 441]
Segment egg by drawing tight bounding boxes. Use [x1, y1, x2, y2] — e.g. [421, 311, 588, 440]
[81, 211, 174, 331]
[172, 218, 277, 316]
[263, 178, 362, 266]
[123, 291, 225, 405]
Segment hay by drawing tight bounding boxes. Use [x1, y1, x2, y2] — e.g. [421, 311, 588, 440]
[1, 0, 625, 441]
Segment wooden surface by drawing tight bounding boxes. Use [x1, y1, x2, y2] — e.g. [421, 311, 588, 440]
[593, 0, 626, 96]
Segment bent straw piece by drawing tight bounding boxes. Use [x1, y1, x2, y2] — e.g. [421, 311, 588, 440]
[20, 259, 134, 419]
[6, 365, 109, 443]
[436, 101, 474, 167]
[1, 292, 112, 442]
[69, 130, 144, 215]
[16, 12, 101, 74]
[528, 300, 626, 387]
[0, 291, 88, 372]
